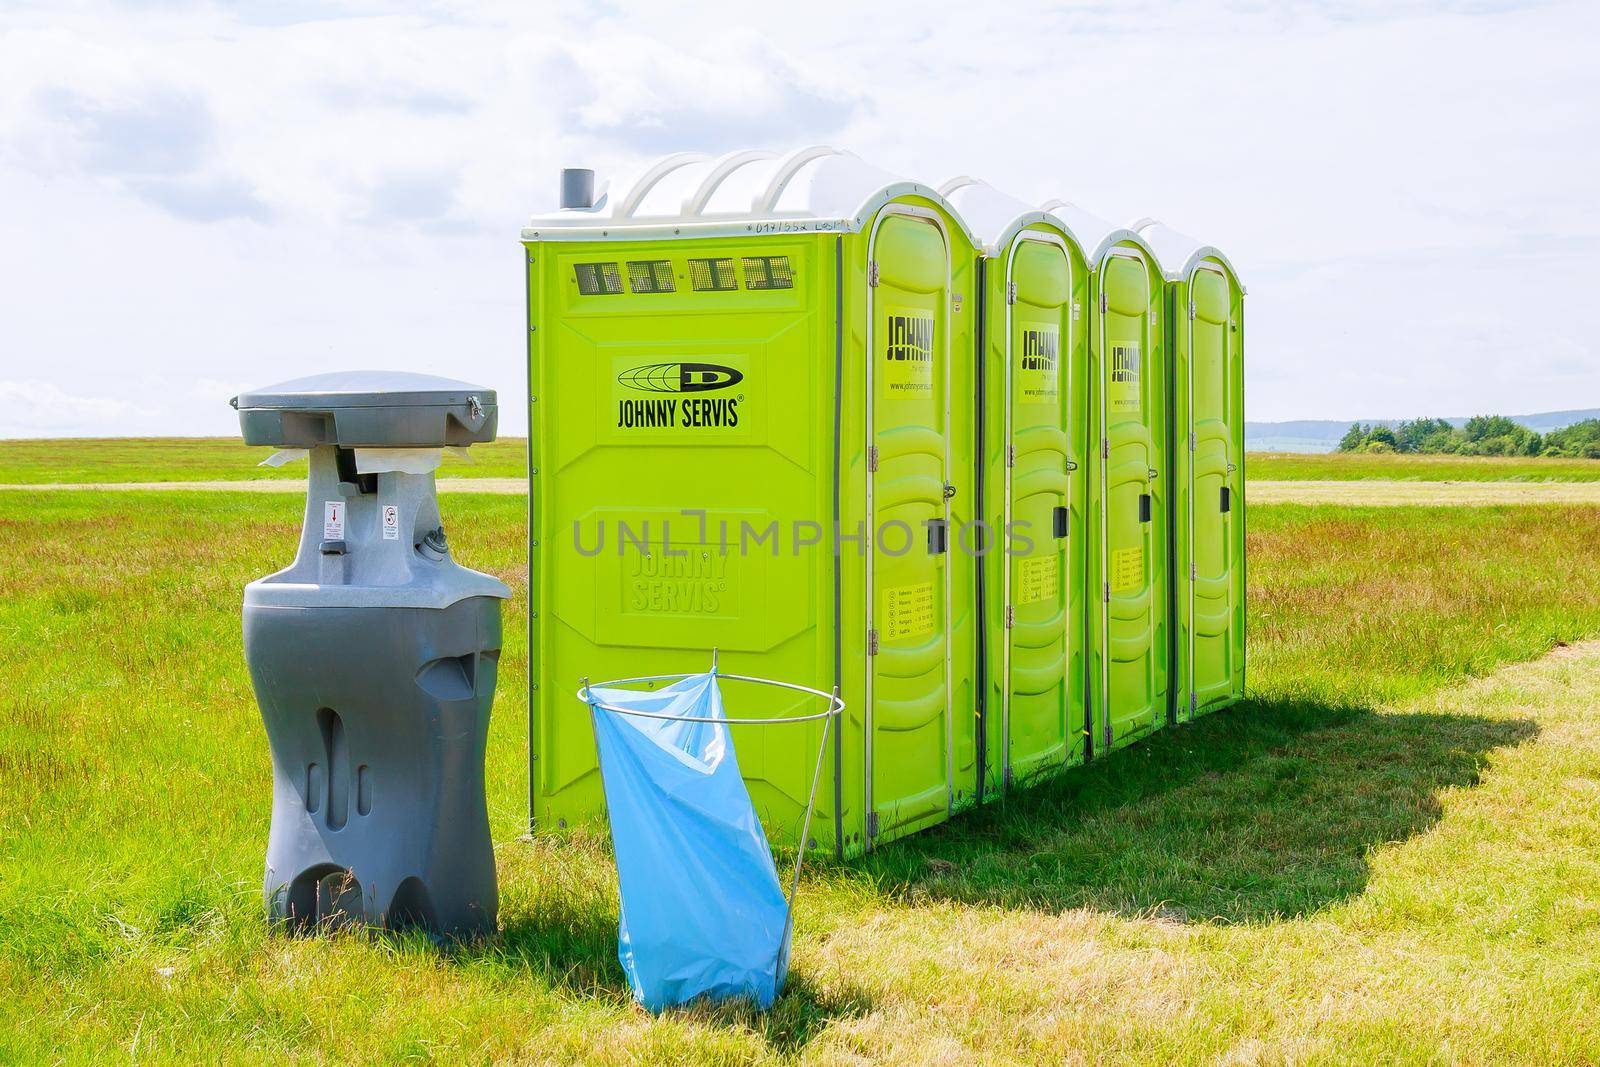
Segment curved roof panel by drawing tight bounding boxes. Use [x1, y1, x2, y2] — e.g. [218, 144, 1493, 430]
[1039, 199, 1163, 273]
[937, 177, 1086, 257]
[1131, 218, 1246, 291]
[524, 146, 977, 244]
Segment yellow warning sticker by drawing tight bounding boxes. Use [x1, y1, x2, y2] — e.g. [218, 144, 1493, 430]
[1109, 343, 1141, 415]
[883, 307, 934, 396]
[1018, 324, 1059, 403]
[884, 581, 935, 642]
[1017, 555, 1059, 604]
[1110, 545, 1144, 593]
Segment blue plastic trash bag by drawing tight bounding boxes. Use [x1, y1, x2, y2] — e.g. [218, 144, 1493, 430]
[585, 672, 791, 1011]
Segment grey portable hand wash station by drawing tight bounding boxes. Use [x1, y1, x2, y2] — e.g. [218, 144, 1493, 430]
[234, 371, 509, 938]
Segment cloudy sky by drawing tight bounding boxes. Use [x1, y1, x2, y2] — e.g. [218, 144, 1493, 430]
[1, 0, 1595, 437]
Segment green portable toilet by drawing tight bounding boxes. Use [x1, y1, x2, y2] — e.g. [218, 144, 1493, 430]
[1134, 219, 1246, 721]
[939, 178, 1090, 794]
[522, 147, 983, 857]
[1041, 200, 1171, 755]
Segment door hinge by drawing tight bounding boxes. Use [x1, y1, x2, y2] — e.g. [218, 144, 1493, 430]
[866, 811, 879, 838]
[1190, 692, 1198, 713]
[1006, 444, 1016, 467]
[1189, 431, 1197, 452]
[867, 444, 879, 472]
[1005, 604, 1015, 629]
[1104, 582, 1111, 603]
[1101, 438, 1110, 460]
[1188, 299, 1197, 320]
[1191, 563, 1198, 581]
[1100, 291, 1108, 314]
[1003, 766, 1014, 788]
[867, 260, 880, 287]
[953, 292, 963, 313]
[1005, 281, 1018, 305]
[867, 628, 880, 655]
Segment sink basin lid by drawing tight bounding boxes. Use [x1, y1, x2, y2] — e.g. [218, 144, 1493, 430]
[233, 370, 498, 448]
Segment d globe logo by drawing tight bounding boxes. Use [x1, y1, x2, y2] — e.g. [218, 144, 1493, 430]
[617, 362, 743, 394]
[616, 361, 744, 430]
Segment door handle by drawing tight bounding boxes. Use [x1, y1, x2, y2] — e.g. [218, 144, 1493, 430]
[1139, 494, 1152, 523]
[1053, 505, 1069, 538]
[1220, 486, 1231, 513]
[927, 518, 948, 555]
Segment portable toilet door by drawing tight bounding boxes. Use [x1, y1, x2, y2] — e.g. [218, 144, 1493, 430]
[940, 179, 1090, 795]
[1135, 220, 1246, 721]
[857, 194, 980, 845]
[1045, 201, 1170, 755]
[522, 147, 982, 858]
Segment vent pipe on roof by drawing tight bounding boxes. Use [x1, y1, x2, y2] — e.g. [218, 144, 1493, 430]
[560, 168, 595, 210]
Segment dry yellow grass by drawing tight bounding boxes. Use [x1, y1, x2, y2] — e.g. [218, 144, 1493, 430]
[1252, 479, 1600, 506]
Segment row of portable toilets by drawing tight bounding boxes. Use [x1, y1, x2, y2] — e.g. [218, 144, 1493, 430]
[522, 147, 1245, 858]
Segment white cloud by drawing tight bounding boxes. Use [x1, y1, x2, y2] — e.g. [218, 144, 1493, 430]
[0, 0, 1595, 437]
[0, 380, 131, 437]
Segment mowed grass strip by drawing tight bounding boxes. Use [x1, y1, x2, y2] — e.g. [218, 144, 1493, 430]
[7, 438, 1600, 488]
[0, 437, 531, 483]
[1250, 450, 1600, 482]
[1251, 479, 1600, 506]
[3, 493, 1600, 1061]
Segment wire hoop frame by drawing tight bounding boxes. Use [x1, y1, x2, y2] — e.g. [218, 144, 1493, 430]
[576, 671, 844, 726]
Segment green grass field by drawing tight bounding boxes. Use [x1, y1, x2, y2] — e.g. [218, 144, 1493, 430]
[7, 438, 1600, 487]
[1249, 450, 1600, 482]
[6, 482, 1600, 1062]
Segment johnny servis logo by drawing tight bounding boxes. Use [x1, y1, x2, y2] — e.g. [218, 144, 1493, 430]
[615, 362, 744, 429]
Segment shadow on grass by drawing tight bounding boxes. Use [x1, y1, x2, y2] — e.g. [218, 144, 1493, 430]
[456, 902, 872, 1055]
[855, 697, 1537, 923]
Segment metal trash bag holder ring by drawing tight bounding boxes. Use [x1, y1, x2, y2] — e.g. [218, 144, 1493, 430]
[576, 649, 844, 988]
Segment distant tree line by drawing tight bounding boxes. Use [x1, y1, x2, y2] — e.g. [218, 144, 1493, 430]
[1338, 416, 1600, 458]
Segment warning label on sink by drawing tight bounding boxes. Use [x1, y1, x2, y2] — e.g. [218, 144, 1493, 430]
[1110, 545, 1143, 592]
[1018, 555, 1058, 604]
[884, 581, 935, 642]
[322, 501, 345, 540]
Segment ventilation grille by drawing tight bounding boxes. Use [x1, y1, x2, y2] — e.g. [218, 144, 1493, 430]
[688, 257, 738, 292]
[742, 255, 793, 290]
[627, 260, 676, 293]
[574, 262, 623, 295]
